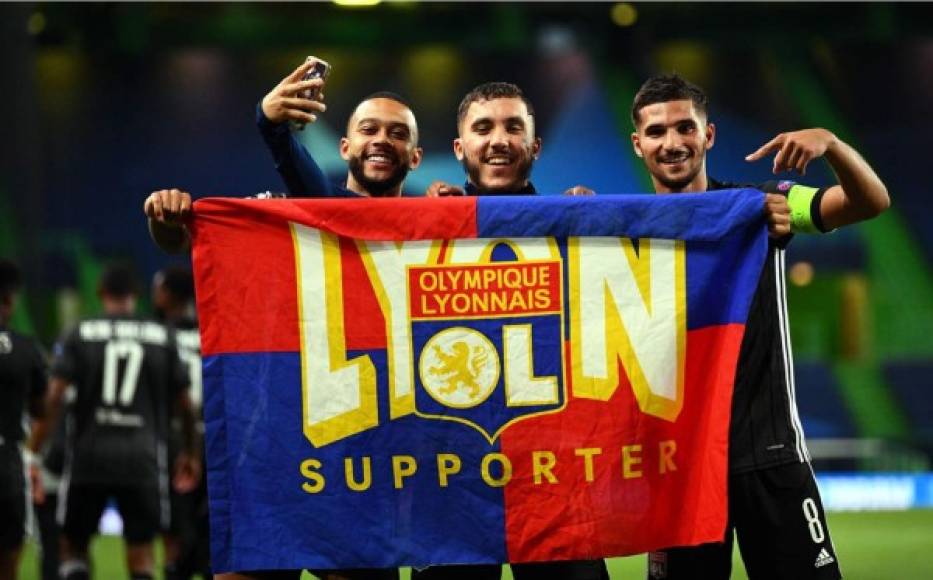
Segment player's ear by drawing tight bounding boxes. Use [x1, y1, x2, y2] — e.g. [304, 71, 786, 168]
[705, 122, 716, 150]
[409, 147, 423, 170]
[531, 137, 542, 160]
[631, 132, 644, 158]
[453, 138, 464, 161]
[339, 137, 350, 161]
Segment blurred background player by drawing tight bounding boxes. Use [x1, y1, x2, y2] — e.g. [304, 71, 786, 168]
[259, 56, 423, 198]
[153, 266, 210, 580]
[0, 259, 47, 580]
[27, 264, 200, 580]
[33, 409, 67, 580]
[628, 73, 889, 580]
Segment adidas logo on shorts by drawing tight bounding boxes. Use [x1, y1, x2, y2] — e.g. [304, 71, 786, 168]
[814, 547, 836, 568]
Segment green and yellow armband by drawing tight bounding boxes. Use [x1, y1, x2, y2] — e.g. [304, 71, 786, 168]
[786, 184, 825, 233]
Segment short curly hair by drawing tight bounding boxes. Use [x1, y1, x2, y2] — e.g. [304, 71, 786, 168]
[457, 82, 535, 128]
[98, 263, 140, 298]
[154, 265, 194, 304]
[631, 73, 708, 127]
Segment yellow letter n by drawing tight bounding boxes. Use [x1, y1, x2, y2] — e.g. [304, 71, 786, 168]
[569, 237, 686, 421]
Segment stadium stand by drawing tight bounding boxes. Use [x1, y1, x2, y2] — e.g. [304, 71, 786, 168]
[883, 361, 933, 447]
[796, 361, 858, 439]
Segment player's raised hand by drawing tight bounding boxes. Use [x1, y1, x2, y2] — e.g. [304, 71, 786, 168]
[745, 128, 838, 176]
[765, 193, 791, 238]
[144, 188, 192, 225]
[425, 181, 466, 197]
[261, 58, 328, 125]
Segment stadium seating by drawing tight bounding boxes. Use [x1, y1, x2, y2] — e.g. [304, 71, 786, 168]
[795, 360, 858, 439]
[883, 361, 933, 446]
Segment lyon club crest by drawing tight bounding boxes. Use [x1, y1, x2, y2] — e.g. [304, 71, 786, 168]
[420, 328, 501, 408]
[408, 254, 567, 442]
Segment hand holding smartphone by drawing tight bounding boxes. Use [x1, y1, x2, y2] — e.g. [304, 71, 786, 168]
[295, 58, 330, 130]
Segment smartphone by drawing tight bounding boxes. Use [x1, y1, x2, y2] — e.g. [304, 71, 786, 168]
[300, 59, 330, 102]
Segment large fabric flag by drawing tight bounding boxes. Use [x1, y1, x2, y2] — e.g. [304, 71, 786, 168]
[191, 191, 767, 572]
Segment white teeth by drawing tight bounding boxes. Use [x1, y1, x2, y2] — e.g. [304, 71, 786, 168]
[367, 155, 390, 163]
[486, 158, 511, 165]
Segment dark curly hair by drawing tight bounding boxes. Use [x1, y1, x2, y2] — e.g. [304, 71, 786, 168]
[457, 82, 535, 128]
[631, 73, 708, 127]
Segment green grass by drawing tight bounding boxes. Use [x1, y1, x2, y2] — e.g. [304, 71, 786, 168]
[18, 510, 933, 579]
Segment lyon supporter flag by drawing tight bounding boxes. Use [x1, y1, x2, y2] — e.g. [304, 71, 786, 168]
[191, 191, 767, 572]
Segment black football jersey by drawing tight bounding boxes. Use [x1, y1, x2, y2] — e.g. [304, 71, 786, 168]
[171, 318, 202, 412]
[710, 179, 828, 473]
[0, 326, 47, 447]
[51, 315, 187, 485]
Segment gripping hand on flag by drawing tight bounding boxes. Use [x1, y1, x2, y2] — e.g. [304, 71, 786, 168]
[145, 188, 193, 253]
[425, 181, 466, 197]
[563, 185, 595, 196]
[764, 193, 791, 238]
[261, 58, 328, 126]
[145, 188, 192, 224]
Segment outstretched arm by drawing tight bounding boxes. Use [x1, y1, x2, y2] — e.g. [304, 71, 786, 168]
[258, 58, 334, 197]
[746, 128, 890, 230]
[144, 188, 192, 253]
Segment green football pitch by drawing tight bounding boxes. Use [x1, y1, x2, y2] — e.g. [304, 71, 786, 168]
[17, 510, 933, 579]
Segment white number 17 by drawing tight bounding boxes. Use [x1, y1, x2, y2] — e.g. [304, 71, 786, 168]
[102, 339, 144, 406]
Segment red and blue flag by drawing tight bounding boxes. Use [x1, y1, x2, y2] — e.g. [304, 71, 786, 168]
[191, 191, 767, 572]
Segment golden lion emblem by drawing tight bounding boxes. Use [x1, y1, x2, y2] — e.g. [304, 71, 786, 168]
[429, 341, 490, 400]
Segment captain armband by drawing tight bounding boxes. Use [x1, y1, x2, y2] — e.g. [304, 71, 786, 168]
[786, 184, 829, 233]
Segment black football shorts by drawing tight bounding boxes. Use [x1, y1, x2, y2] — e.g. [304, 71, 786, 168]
[647, 461, 841, 580]
[61, 482, 161, 545]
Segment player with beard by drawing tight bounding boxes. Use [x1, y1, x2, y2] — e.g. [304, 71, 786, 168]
[146, 86, 423, 249]
[0, 259, 47, 580]
[413, 83, 606, 580]
[628, 74, 889, 580]
[146, 65, 408, 577]
[145, 59, 424, 251]
[425, 82, 591, 198]
[258, 57, 423, 198]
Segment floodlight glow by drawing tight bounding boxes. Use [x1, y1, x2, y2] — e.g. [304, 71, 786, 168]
[333, 0, 383, 7]
[28, 12, 46, 35]
[790, 261, 815, 286]
[611, 3, 638, 27]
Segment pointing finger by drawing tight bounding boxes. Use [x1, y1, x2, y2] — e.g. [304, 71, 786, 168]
[745, 135, 781, 161]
